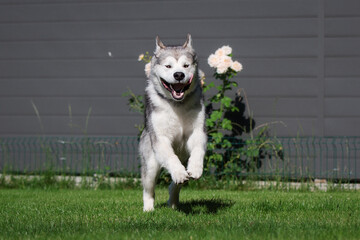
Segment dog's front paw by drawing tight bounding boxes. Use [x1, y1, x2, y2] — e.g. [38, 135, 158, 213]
[187, 166, 203, 180]
[170, 166, 189, 184]
[143, 204, 154, 212]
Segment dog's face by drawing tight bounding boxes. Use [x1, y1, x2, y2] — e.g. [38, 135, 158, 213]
[150, 35, 198, 102]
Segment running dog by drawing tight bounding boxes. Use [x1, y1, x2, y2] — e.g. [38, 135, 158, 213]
[139, 34, 207, 211]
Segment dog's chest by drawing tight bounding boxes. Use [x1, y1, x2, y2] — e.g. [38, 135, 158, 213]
[152, 103, 199, 140]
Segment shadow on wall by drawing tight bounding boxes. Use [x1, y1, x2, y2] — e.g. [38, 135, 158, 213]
[225, 93, 255, 137]
[206, 91, 255, 137]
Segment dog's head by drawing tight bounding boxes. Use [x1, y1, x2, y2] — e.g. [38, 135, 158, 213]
[149, 34, 199, 102]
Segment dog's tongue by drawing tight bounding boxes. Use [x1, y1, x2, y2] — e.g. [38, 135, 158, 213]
[170, 83, 186, 99]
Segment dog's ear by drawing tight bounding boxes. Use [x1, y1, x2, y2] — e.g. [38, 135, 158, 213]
[182, 34, 192, 49]
[155, 36, 166, 52]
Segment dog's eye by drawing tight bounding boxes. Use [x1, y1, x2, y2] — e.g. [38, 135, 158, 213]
[165, 65, 172, 69]
[183, 64, 189, 68]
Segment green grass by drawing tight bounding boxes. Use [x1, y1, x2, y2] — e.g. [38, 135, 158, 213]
[0, 188, 359, 240]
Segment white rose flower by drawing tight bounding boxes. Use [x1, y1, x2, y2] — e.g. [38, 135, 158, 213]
[208, 45, 242, 74]
[216, 62, 229, 74]
[222, 55, 233, 69]
[231, 61, 243, 72]
[216, 66, 228, 74]
[215, 48, 226, 57]
[208, 54, 220, 68]
[221, 46, 232, 55]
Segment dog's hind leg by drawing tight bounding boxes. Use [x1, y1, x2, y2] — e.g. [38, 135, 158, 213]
[142, 154, 160, 212]
[168, 181, 182, 209]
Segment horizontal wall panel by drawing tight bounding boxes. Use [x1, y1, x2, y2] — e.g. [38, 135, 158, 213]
[0, 99, 321, 135]
[1, 90, 320, 118]
[0, 18, 318, 42]
[325, 118, 360, 136]
[0, 97, 139, 116]
[0, 115, 143, 136]
[222, 38, 318, 58]
[253, 117, 320, 137]
[0, 38, 318, 60]
[234, 58, 318, 78]
[325, 0, 360, 17]
[0, 58, 318, 78]
[325, 18, 360, 37]
[325, 38, 360, 57]
[325, 98, 360, 117]
[0, 1, 317, 23]
[248, 97, 319, 117]
[0, 78, 145, 97]
[325, 78, 360, 97]
[0, 59, 140, 78]
[239, 78, 319, 97]
[325, 57, 360, 77]
[0, 41, 144, 60]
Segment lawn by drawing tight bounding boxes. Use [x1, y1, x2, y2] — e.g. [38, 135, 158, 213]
[0, 188, 359, 240]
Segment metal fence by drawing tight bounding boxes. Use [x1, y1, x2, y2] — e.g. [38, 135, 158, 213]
[0, 136, 139, 177]
[0, 136, 359, 181]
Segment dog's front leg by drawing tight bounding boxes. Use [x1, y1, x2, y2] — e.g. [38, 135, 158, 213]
[186, 129, 207, 179]
[153, 137, 189, 184]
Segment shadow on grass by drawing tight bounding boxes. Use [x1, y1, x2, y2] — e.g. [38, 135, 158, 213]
[160, 199, 234, 215]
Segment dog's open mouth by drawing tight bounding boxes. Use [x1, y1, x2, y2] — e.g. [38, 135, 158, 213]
[160, 75, 193, 101]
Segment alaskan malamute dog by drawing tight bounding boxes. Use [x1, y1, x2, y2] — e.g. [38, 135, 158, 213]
[139, 34, 207, 211]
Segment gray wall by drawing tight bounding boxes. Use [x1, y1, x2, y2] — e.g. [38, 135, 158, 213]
[0, 0, 359, 137]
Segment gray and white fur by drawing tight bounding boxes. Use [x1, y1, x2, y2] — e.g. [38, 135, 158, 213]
[139, 34, 207, 211]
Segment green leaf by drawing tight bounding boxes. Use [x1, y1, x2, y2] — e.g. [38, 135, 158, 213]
[257, 125, 269, 137]
[210, 132, 223, 144]
[210, 111, 222, 122]
[206, 119, 215, 127]
[207, 142, 215, 150]
[215, 154, 223, 162]
[247, 145, 260, 158]
[203, 82, 215, 93]
[231, 106, 239, 112]
[221, 118, 232, 131]
[222, 139, 232, 148]
[221, 97, 232, 108]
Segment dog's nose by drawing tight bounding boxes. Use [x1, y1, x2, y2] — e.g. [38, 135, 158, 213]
[173, 72, 185, 81]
